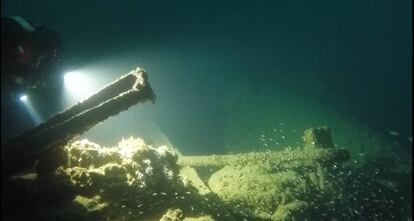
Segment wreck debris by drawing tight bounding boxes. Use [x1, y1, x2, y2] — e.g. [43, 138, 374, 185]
[2, 67, 156, 178]
[205, 127, 344, 220]
[2, 127, 409, 220]
[178, 126, 347, 170]
[57, 137, 184, 220]
[59, 137, 236, 220]
[177, 147, 349, 169]
[179, 166, 212, 196]
[61, 137, 180, 192]
[302, 126, 334, 149]
[160, 208, 184, 221]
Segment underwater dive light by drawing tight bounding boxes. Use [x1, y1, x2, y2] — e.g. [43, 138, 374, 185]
[64, 71, 84, 90]
[63, 70, 94, 102]
[19, 94, 28, 102]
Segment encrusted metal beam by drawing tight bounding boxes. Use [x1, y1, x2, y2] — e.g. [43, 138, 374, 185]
[2, 68, 155, 178]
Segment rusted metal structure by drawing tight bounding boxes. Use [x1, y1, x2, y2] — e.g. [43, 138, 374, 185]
[2, 68, 156, 178]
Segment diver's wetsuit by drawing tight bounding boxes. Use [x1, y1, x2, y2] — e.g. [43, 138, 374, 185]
[1, 16, 63, 143]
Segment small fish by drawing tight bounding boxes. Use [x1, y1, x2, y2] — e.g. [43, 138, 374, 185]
[408, 136, 412, 143]
[388, 131, 400, 136]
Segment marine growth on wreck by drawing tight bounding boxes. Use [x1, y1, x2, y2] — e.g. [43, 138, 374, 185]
[1, 69, 410, 221]
[2, 127, 410, 221]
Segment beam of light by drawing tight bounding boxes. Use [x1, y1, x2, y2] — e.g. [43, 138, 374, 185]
[64, 71, 92, 98]
[63, 70, 96, 107]
[62, 65, 124, 109]
[19, 95, 42, 125]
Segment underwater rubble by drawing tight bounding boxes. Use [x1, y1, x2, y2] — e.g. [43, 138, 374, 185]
[1, 126, 411, 220]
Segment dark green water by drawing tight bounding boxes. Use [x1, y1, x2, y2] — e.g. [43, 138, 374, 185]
[1, 0, 412, 220]
[2, 0, 411, 154]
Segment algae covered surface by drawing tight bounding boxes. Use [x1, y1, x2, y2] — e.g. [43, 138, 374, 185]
[1, 128, 411, 221]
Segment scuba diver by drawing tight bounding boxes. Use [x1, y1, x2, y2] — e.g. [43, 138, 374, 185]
[1, 16, 64, 143]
